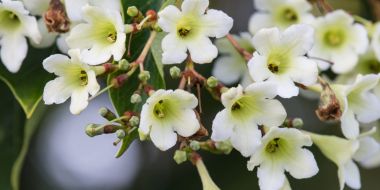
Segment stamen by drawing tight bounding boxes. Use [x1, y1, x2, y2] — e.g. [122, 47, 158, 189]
[79, 70, 88, 86]
[154, 100, 165, 118]
[231, 100, 243, 111]
[107, 31, 117, 43]
[265, 138, 281, 153]
[268, 63, 279, 73]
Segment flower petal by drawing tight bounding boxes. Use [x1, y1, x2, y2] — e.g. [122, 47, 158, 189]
[86, 70, 100, 96]
[331, 48, 358, 74]
[288, 56, 318, 86]
[200, 9, 233, 38]
[248, 13, 273, 35]
[281, 24, 314, 56]
[284, 149, 319, 179]
[43, 77, 74, 105]
[252, 99, 287, 127]
[257, 162, 286, 190]
[187, 35, 218, 64]
[30, 18, 57, 48]
[340, 109, 359, 139]
[269, 75, 299, 98]
[172, 109, 200, 137]
[158, 5, 182, 33]
[181, 0, 209, 15]
[354, 137, 380, 162]
[69, 87, 89, 115]
[230, 122, 262, 157]
[150, 122, 177, 151]
[244, 81, 278, 99]
[20, 13, 41, 44]
[161, 33, 188, 64]
[42, 54, 71, 76]
[349, 24, 368, 54]
[0, 35, 27, 73]
[212, 56, 245, 85]
[252, 27, 281, 55]
[139, 104, 152, 134]
[211, 110, 234, 141]
[343, 160, 361, 189]
[248, 53, 272, 82]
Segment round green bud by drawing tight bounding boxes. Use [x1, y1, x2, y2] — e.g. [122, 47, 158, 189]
[98, 107, 108, 117]
[130, 93, 142, 104]
[116, 129, 126, 139]
[173, 150, 187, 164]
[169, 66, 181, 79]
[127, 6, 139, 17]
[118, 59, 130, 71]
[207, 76, 218, 88]
[190, 140, 200, 151]
[129, 116, 140, 126]
[85, 124, 101, 137]
[216, 141, 233, 155]
[138, 71, 150, 81]
[292, 118, 304, 128]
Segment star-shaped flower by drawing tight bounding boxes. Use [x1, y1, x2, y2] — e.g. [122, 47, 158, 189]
[158, 0, 233, 64]
[211, 83, 287, 157]
[0, 0, 41, 73]
[248, 24, 318, 98]
[43, 49, 100, 114]
[139, 89, 200, 151]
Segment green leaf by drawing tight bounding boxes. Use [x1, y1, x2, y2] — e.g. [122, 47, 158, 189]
[0, 82, 46, 190]
[11, 103, 46, 190]
[115, 129, 139, 158]
[0, 47, 55, 118]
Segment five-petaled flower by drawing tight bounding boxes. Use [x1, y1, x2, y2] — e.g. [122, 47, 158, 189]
[248, 24, 318, 98]
[0, 0, 41, 73]
[247, 127, 319, 190]
[139, 89, 200, 151]
[158, 0, 233, 64]
[211, 83, 287, 157]
[66, 5, 126, 65]
[308, 10, 368, 74]
[43, 49, 100, 115]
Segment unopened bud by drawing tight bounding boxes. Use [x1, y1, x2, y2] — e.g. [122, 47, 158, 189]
[173, 150, 187, 164]
[125, 24, 134, 33]
[127, 6, 139, 17]
[292, 118, 304, 128]
[207, 76, 218, 88]
[116, 129, 126, 139]
[130, 94, 142, 104]
[190, 141, 200, 151]
[215, 141, 233, 154]
[146, 10, 157, 21]
[170, 66, 181, 78]
[315, 78, 342, 121]
[85, 124, 103, 137]
[129, 116, 140, 126]
[118, 59, 130, 71]
[139, 71, 150, 81]
[98, 107, 116, 121]
[138, 128, 148, 141]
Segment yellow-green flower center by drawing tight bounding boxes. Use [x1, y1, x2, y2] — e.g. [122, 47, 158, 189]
[267, 52, 289, 74]
[79, 70, 88, 86]
[107, 31, 117, 43]
[154, 100, 166, 118]
[324, 30, 345, 47]
[276, 7, 299, 26]
[265, 138, 281, 153]
[0, 10, 21, 31]
[176, 16, 198, 39]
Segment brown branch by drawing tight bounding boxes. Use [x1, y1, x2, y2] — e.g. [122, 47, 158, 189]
[226, 34, 253, 61]
[368, 0, 380, 21]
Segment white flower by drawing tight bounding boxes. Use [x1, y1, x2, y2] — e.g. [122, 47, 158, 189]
[248, 24, 318, 98]
[139, 89, 200, 151]
[66, 5, 126, 65]
[247, 127, 318, 190]
[249, 0, 315, 34]
[43, 49, 100, 115]
[0, 0, 41, 73]
[211, 83, 287, 157]
[308, 128, 379, 190]
[332, 74, 380, 139]
[308, 10, 368, 73]
[157, 0, 233, 64]
[212, 32, 254, 86]
[64, 0, 122, 22]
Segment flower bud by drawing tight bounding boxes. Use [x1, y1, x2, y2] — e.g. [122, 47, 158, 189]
[127, 6, 139, 17]
[129, 116, 140, 126]
[116, 129, 126, 139]
[292, 118, 304, 128]
[207, 76, 218, 88]
[138, 128, 148, 141]
[118, 59, 130, 71]
[215, 141, 233, 154]
[138, 71, 150, 81]
[170, 66, 181, 78]
[173, 150, 187, 164]
[125, 24, 134, 33]
[98, 107, 116, 121]
[85, 124, 103, 137]
[130, 93, 142, 104]
[190, 140, 200, 151]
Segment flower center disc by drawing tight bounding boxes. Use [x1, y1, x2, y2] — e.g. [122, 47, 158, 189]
[0, 10, 21, 30]
[265, 138, 281, 153]
[324, 30, 344, 47]
[154, 100, 166, 118]
[283, 8, 298, 22]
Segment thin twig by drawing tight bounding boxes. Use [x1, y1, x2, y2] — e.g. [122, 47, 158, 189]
[226, 34, 252, 61]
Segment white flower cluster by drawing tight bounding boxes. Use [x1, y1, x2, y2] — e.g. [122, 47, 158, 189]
[3, 0, 380, 189]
